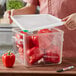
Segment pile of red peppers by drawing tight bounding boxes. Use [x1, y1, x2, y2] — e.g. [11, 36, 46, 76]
[15, 29, 60, 65]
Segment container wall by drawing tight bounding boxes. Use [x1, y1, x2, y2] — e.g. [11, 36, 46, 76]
[13, 28, 64, 67]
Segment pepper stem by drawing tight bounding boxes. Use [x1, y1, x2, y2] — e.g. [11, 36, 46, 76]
[8, 51, 11, 55]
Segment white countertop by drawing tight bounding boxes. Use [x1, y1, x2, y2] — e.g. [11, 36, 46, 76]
[0, 23, 17, 28]
[0, 23, 17, 45]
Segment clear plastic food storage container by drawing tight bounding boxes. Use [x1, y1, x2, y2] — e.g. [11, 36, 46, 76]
[12, 27, 64, 67]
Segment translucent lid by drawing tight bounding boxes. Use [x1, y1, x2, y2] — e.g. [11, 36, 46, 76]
[11, 14, 64, 32]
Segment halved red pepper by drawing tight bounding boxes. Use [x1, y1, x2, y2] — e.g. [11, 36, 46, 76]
[2, 51, 15, 68]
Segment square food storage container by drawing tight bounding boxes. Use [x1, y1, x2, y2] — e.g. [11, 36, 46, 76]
[12, 28, 64, 67]
[11, 14, 64, 67]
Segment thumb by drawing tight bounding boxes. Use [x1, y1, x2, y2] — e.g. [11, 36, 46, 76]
[8, 10, 11, 18]
[11, 9, 15, 16]
[62, 16, 69, 21]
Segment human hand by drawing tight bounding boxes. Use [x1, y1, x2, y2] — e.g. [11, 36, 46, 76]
[3, 9, 14, 24]
[62, 13, 76, 30]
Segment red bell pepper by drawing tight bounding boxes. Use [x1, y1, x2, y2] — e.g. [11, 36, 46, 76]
[44, 46, 60, 63]
[27, 47, 43, 64]
[18, 47, 24, 59]
[31, 35, 39, 47]
[15, 31, 27, 48]
[26, 36, 35, 49]
[38, 29, 53, 49]
[38, 29, 52, 33]
[2, 51, 15, 68]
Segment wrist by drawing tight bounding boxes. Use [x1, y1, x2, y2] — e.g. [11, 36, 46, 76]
[12, 9, 21, 15]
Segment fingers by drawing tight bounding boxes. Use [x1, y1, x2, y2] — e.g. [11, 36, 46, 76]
[65, 21, 76, 30]
[9, 17, 13, 24]
[3, 9, 14, 24]
[62, 14, 76, 30]
[9, 9, 15, 24]
[64, 17, 71, 28]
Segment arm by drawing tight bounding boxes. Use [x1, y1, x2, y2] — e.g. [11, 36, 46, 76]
[3, 3, 37, 24]
[13, 3, 37, 15]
